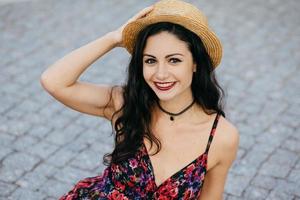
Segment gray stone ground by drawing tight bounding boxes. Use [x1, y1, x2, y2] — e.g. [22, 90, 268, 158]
[0, 0, 299, 199]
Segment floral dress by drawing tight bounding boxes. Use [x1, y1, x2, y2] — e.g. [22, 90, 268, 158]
[59, 112, 221, 200]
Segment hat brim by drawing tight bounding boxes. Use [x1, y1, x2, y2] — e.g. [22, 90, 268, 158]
[122, 14, 223, 68]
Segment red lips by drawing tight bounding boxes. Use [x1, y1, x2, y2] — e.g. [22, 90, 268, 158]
[154, 82, 176, 91]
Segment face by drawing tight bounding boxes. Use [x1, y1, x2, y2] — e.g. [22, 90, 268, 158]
[142, 31, 196, 102]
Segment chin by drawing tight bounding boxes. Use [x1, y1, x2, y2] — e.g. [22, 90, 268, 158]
[153, 90, 177, 102]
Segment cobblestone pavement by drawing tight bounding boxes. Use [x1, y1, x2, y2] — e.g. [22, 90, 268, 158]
[0, 0, 299, 199]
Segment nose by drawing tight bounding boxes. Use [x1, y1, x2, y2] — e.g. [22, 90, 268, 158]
[155, 63, 169, 80]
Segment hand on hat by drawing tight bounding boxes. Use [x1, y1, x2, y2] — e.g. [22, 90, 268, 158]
[110, 5, 154, 47]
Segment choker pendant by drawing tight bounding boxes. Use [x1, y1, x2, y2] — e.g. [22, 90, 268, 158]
[157, 99, 196, 121]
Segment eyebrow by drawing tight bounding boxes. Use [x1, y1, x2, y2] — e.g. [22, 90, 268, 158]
[143, 53, 184, 58]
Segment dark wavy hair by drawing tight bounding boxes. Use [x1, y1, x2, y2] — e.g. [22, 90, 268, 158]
[103, 22, 225, 166]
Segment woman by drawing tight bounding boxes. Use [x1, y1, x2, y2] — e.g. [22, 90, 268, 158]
[40, 0, 239, 199]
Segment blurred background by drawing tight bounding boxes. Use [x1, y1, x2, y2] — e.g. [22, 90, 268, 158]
[0, 0, 299, 199]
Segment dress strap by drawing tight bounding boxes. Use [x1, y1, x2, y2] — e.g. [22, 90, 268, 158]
[204, 111, 221, 154]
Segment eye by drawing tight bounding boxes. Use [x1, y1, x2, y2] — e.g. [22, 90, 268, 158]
[144, 58, 156, 64]
[169, 58, 181, 63]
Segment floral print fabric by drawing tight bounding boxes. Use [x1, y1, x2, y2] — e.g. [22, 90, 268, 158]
[60, 112, 220, 200]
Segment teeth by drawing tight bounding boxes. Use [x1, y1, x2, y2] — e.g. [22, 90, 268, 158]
[155, 82, 175, 87]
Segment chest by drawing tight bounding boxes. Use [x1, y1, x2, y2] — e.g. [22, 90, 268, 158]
[143, 123, 218, 187]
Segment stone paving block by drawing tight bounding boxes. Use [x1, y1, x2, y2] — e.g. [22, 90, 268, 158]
[272, 179, 300, 197]
[27, 124, 52, 139]
[57, 107, 81, 120]
[224, 173, 251, 197]
[266, 189, 295, 200]
[15, 170, 48, 191]
[287, 168, 300, 184]
[243, 185, 269, 200]
[0, 80, 23, 95]
[45, 148, 75, 168]
[45, 123, 84, 145]
[38, 178, 72, 199]
[75, 128, 104, 145]
[259, 162, 291, 178]
[235, 123, 261, 137]
[89, 139, 114, 155]
[0, 146, 13, 161]
[0, 181, 18, 198]
[290, 128, 300, 141]
[0, 101, 13, 116]
[230, 160, 256, 179]
[18, 113, 49, 127]
[0, 132, 16, 148]
[31, 163, 59, 180]
[69, 149, 103, 171]
[278, 112, 300, 129]
[235, 148, 245, 160]
[251, 175, 278, 190]
[226, 195, 242, 200]
[294, 160, 300, 170]
[268, 148, 298, 167]
[8, 187, 47, 200]
[94, 120, 113, 135]
[45, 112, 75, 130]
[43, 197, 56, 200]
[61, 135, 89, 153]
[25, 140, 59, 159]
[0, 165, 24, 183]
[2, 119, 32, 136]
[5, 106, 28, 120]
[52, 166, 94, 184]
[17, 98, 42, 113]
[238, 144, 271, 169]
[282, 137, 300, 153]
[12, 134, 39, 151]
[238, 134, 255, 150]
[37, 101, 62, 119]
[31, 92, 53, 108]
[0, 152, 40, 182]
[255, 127, 293, 147]
[285, 103, 300, 117]
[0, 94, 20, 114]
[74, 115, 103, 129]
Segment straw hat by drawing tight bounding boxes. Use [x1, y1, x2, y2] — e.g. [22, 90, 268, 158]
[122, 0, 223, 68]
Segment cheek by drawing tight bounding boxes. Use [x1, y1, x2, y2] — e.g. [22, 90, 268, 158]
[143, 67, 153, 82]
[180, 68, 194, 84]
[142, 67, 147, 81]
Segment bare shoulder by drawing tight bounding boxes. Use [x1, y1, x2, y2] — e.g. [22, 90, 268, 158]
[110, 85, 124, 126]
[214, 115, 240, 164]
[198, 115, 239, 200]
[112, 85, 124, 111]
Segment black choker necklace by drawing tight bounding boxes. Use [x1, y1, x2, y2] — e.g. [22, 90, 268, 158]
[157, 99, 196, 121]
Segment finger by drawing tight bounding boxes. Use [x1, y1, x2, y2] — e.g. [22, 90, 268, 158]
[130, 5, 154, 21]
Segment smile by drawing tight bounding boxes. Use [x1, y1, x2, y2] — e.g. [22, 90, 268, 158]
[154, 82, 176, 91]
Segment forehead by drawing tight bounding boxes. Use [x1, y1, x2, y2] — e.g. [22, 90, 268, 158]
[143, 31, 190, 56]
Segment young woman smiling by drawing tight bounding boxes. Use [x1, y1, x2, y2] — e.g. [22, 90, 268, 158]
[41, 0, 239, 199]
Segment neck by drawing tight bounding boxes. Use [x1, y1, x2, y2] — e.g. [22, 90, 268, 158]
[154, 94, 198, 122]
[153, 101, 209, 125]
[159, 98, 194, 114]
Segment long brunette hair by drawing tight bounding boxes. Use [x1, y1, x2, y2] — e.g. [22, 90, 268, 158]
[103, 22, 225, 166]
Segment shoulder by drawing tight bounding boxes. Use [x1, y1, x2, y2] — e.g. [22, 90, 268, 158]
[110, 86, 124, 128]
[214, 115, 240, 164]
[112, 85, 124, 111]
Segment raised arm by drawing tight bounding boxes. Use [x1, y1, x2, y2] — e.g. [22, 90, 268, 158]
[40, 32, 123, 120]
[40, 6, 154, 121]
